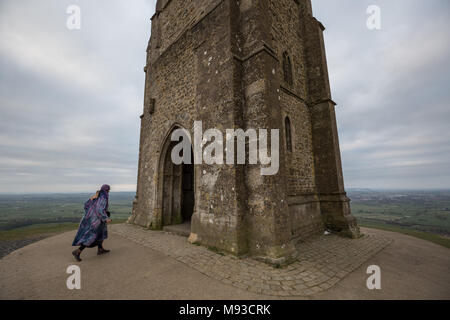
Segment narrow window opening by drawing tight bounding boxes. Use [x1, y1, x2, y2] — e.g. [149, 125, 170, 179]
[283, 52, 293, 85]
[285, 116, 292, 152]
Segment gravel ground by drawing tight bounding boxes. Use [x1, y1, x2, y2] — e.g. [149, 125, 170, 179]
[0, 236, 48, 259]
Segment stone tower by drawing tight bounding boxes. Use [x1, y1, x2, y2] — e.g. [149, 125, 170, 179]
[129, 0, 359, 264]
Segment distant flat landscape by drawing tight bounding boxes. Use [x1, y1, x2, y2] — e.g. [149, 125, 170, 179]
[348, 189, 450, 239]
[0, 192, 134, 231]
[0, 192, 134, 254]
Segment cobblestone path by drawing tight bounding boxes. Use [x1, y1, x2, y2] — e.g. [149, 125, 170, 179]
[111, 224, 392, 297]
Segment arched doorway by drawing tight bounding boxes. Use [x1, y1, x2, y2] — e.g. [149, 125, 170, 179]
[159, 128, 194, 233]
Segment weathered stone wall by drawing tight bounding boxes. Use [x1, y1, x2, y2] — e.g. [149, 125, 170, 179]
[270, 0, 315, 195]
[269, 0, 323, 240]
[133, 0, 250, 254]
[189, 0, 248, 255]
[133, 0, 218, 228]
[282, 90, 324, 240]
[280, 95, 316, 196]
[149, 0, 220, 61]
[237, 0, 298, 264]
[133, 22, 198, 228]
[269, 0, 307, 98]
[300, 0, 360, 238]
[131, 0, 360, 264]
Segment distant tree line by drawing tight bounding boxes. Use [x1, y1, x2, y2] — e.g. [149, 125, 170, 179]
[0, 217, 81, 231]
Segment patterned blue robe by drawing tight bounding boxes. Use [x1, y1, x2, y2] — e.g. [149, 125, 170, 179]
[72, 191, 109, 247]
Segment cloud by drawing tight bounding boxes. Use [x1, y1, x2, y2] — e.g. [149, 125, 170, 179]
[0, 0, 154, 193]
[313, 0, 450, 189]
[0, 0, 449, 192]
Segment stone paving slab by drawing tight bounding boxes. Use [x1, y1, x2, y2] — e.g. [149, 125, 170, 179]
[110, 223, 392, 297]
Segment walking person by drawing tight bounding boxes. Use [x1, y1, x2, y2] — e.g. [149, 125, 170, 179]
[72, 184, 112, 262]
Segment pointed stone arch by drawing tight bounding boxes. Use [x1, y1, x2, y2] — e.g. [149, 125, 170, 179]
[154, 124, 195, 230]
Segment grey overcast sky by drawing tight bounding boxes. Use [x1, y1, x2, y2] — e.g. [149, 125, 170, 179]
[0, 0, 449, 193]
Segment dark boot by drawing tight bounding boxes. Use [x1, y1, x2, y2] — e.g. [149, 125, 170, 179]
[97, 247, 110, 255]
[72, 249, 82, 262]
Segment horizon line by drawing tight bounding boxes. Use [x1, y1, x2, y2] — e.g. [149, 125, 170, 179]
[1, 187, 450, 196]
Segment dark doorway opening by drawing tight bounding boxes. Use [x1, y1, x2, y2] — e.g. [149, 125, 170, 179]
[181, 160, 194, 222]
[162, 140, 194, 229]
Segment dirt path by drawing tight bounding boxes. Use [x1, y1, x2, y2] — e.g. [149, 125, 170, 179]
[0, 227, 449, 299]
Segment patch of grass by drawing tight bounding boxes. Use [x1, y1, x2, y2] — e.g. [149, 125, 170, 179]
[0, 222, 79, 241]
[0, 219, 127, 242]
[360, 222, 450, 249]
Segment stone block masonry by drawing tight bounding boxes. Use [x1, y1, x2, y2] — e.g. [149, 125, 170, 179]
[129, 0, 361, 265]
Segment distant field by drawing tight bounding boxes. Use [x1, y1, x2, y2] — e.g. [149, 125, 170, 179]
[0, 192, 134, 231]
[348, 189, 450, 238]
[0, 192, 133, 244]
[0, 219, 128, 242]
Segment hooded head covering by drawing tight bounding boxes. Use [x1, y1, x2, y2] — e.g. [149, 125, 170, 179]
[99, 184, 110, 208]
[88, 184, 111, 201]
